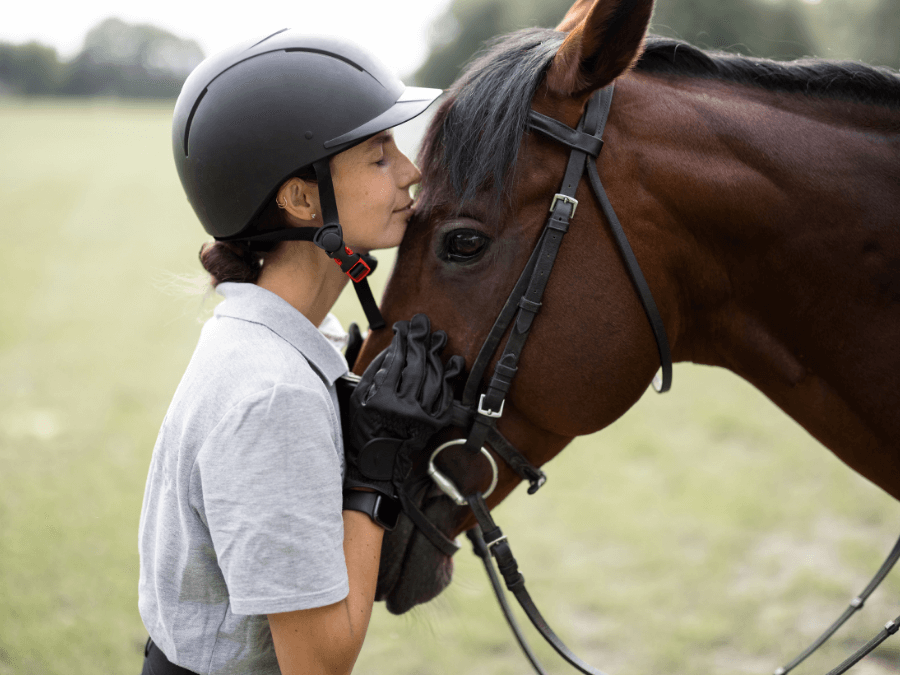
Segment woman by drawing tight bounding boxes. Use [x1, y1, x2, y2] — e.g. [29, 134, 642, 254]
[139, 30, 459, 675]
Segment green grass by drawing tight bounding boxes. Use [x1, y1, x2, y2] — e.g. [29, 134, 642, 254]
[1, 99, 898, 675]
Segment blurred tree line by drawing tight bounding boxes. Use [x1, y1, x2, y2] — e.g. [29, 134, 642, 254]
[0, 17, 203, 98]
[414, 0, 900, 88]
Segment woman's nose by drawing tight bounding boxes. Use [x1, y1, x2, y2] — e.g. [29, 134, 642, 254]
[398, 153, 422, 190]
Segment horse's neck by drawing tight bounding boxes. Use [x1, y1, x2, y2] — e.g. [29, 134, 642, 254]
[616, 73, 900, 499]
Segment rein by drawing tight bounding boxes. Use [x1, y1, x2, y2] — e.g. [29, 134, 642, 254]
[406, 85, 900, 675]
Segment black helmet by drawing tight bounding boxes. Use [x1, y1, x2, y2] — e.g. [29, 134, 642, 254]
[172, 28, 441, 240]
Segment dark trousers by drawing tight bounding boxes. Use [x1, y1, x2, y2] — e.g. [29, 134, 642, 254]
[141, 638, 199, 675]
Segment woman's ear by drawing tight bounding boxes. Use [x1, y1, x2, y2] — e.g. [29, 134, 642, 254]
[547, 0, 654, 98]
[277, 178, 320, 222]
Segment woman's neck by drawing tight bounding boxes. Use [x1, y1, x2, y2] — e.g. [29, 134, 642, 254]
[255, 241, 350, 328]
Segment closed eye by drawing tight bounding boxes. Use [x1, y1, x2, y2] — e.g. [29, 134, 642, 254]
[441, 227, 490, 264]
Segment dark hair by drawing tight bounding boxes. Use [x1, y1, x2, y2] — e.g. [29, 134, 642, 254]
[198, 164, 318, 286]
[417, 28, 565, 218]
[636, 36, 900, 108]
[199, 240, 265, 286]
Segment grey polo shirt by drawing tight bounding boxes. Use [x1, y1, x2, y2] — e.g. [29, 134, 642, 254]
[138, 282, 350, 675]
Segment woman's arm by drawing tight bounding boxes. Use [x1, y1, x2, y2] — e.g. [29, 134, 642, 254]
[269, 509, 383, 675]
[269, 314, 461, 674]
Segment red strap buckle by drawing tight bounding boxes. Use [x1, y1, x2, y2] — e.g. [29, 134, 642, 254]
[332, 245, 371, 282]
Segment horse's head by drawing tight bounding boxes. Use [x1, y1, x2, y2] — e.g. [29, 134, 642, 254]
[356, 0, 679, 614]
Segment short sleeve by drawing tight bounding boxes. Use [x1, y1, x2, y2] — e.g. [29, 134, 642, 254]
[194, 383, 349, 615]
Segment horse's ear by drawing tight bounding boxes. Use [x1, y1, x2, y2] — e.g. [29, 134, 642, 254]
[555, 0, 595, 32]
[547, 0, 654, 97]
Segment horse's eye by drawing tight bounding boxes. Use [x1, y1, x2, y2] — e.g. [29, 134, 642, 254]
[443, 228, 490, 263]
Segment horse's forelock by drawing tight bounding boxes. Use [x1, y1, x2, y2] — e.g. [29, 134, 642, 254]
[416, 28, 566, 219]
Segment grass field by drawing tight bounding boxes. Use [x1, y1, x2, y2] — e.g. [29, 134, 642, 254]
[1, 99, 898, 675]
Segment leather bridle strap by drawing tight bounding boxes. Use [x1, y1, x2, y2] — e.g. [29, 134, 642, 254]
[527, 87, 672, 393]
[460, 85, 672, 489]
[461, 91, 603, 465]
[467, 492, 610, 675]
[450, 401, 547, 494]
[474, 93, 601, 416]
[825, 612, 900, 675]
[460, 239, 540, 409]
[467, 526, 550, 675]
[775, 530, 900, 675]
[486, 427, 547, 492]
[585, 158, 672, 392]
[396, 476, 461, 557]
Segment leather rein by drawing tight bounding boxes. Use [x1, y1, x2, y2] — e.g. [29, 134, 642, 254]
[399, 85, 900, 675]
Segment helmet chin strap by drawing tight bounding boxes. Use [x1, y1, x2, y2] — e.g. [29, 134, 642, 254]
[311, 158, 387, 331]
[217, 160, 386, 330]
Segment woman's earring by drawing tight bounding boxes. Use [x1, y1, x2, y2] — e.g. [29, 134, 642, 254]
[275, 197, 286, 209]
[311, 213, 316, 219]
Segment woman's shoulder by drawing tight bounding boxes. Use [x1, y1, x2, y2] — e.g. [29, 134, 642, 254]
[208, 283, 347, 383]
[156, 284, 348, 452]
[156, 327, 338, 467]
[191, 316, 327, 402]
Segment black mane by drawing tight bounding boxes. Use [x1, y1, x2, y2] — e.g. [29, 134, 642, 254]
[638, 35, 900, 108]
[420, 29, 900, 212]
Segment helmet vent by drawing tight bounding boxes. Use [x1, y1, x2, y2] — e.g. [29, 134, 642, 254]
[249, 28, 289, 50]
[284, 48, 364, 72]
[183, 87, 208, 157]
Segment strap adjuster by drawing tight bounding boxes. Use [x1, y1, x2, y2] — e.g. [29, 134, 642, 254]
[478, 394, 504, 419]
[332, 245, 372, 282]
[345, 257, 371, 282]
[550, 194, 578, 218]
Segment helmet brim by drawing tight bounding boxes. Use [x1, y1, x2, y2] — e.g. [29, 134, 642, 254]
[324, 86, 443, 150]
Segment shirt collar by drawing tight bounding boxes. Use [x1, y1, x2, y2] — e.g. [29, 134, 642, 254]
[214, 282, 348, 385]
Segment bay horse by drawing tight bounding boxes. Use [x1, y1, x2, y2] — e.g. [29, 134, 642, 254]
[354, 0, 900, 616]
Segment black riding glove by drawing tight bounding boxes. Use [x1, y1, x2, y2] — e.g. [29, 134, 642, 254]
[345, 313, 465, 498]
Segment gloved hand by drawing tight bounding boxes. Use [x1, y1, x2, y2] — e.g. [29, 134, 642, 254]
[345, 313, 465, 498]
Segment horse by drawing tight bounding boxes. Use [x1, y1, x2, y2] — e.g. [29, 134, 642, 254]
[354, 0, 900, 616]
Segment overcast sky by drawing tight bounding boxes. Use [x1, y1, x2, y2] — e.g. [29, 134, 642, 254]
[3, 0, 455, 78]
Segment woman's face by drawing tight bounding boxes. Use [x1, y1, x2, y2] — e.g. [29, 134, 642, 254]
[329, 130, 421, 253]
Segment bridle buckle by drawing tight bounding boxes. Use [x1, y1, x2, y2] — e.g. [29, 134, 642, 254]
[549, 193, 578, 218]
[478, 394, 504, 419]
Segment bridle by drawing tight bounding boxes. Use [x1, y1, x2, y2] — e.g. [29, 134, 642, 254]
[402, 85, 672, 560]
[402, 84, 670, 674]
[398, 85, 900, 675]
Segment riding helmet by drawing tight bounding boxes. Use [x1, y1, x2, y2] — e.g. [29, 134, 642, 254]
[172, 29, 441, 240]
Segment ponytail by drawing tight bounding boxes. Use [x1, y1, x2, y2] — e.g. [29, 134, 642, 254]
[199, 241, 263, 286]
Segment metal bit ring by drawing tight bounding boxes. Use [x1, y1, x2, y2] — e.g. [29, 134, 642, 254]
[428, 439, 499, 506]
